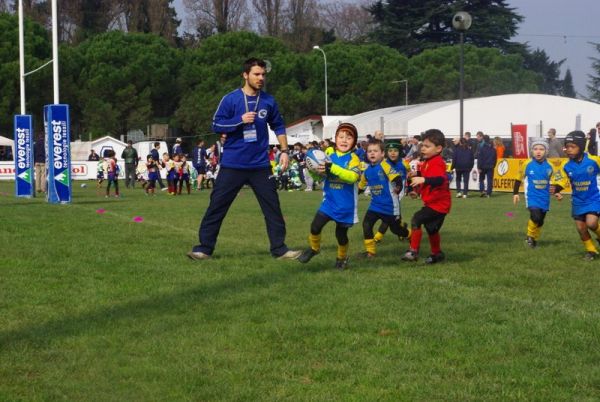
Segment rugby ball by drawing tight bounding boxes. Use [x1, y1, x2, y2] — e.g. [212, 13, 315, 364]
[305, 149, 329, 172]
[80, 183, 87, 188]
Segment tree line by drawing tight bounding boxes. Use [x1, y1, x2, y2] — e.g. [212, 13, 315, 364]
[0, 0, 591, 141]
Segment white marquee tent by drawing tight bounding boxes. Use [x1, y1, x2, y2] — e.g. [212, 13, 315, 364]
[323, 94, 600, 140]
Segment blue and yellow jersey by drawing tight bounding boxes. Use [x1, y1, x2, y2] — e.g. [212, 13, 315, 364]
[555, 153, 600, 216]
[319, 150, 361, 225]
[387, 158, 410, 180]
[517, 158, 554, 211]
[358, 160, 401, 216]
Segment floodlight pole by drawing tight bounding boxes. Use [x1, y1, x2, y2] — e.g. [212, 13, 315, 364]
[51, 0, 59, 103]
[453, 11, 472, 139]
[18, 0, 25, 114]
[459, 32, 465, 139]
[313, 45, 328, 116]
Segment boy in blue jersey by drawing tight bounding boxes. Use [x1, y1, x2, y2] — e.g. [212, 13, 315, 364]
[554, 131, 600, 260]
[358, 140, 410, 258]
[373, 141, 411, 244]
[298, 123, 362, 269]
[513, 139, 562, 248]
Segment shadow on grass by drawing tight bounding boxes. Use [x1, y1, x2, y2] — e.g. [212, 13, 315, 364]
[0, 268, 299, 349]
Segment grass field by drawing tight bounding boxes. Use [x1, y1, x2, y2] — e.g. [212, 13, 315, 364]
[1, 180, 599, 401]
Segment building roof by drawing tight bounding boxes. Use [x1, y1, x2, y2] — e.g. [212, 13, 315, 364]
[323, 94, 600, 139]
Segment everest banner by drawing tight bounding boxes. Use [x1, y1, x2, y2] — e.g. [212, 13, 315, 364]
[14, 115, 34, 198]
[45, 104, 71, 204]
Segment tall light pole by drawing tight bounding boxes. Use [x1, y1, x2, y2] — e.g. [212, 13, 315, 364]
[453, 11, 472, 139]
[313, 45, 328, 116]
[392, 80, 408, 106]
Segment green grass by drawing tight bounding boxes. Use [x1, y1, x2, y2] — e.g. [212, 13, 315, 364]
[0, 181, 599, 401]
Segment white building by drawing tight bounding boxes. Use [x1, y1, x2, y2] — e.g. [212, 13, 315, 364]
[322, 94, 600, 140]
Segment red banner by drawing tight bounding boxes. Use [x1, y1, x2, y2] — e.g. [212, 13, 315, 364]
[511, 124, 528, 158]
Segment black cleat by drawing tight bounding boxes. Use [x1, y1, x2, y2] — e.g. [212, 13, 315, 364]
[525, 236, 537, 249]
[335, 257, 349, 270]
[401, 249, 418, 261]
[583, 251, 599, 261]
[424, 252, 445, 264]
[298, 248, 319, 263]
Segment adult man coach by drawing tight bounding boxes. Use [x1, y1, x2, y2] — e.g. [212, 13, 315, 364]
[187, 58, 301, 260]
[121, 140, 139, 188]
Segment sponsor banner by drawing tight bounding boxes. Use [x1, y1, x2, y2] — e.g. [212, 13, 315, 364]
[511, 124, 528, 159]
[493, 157, 572, 194]
[45, 104, 71, 204]
[14, 115, 34, 197]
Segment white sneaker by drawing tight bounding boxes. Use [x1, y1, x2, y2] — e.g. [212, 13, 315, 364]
[277, 250, 302, 260]
[456, 192, 463, 198]
[161, 187, 168, 191]
[187, 251, 212, 260]
[462, 194, 467, 198]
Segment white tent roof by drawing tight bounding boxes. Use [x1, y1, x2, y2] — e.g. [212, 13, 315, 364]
[0, 136, 14, 146]
[323, 94, 600, 140]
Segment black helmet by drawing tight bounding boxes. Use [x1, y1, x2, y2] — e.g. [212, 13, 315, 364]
[564, 130, 586, 152]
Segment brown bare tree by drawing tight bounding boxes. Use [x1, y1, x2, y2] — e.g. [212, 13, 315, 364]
[183, 0, 248, 37]
[251, 0, 282, 37]
[320, 1, 372, 42]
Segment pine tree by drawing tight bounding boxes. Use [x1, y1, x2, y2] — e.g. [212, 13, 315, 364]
[562, 68, 576, 98]
[588, 43, 600, 103]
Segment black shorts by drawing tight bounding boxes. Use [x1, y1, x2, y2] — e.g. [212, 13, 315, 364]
[195, 164, 206, 174]
[411, 206, 447, 234]
[573, 211, 600, 222]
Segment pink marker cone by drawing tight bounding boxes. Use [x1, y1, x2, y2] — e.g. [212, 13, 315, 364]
[133, 216, 144, 222]
[96, 209, 106, 214]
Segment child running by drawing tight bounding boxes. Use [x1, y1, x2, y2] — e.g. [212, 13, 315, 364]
[358, 139, 410, 258]
[553, 130, 600, 260]
[145, 154, 159, 196]
[179, 155, 191, 195]
[513, 139, 562, 248]
[105, 150, 120, 198]
[298, 123, 361, 269]
[373, 141, 411, 244]
[402, 129, 451, 264]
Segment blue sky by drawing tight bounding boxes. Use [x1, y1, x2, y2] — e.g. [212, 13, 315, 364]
[174, 0, 600, 97]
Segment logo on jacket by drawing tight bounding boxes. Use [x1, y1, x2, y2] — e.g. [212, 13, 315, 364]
[258, 109, 268, 119]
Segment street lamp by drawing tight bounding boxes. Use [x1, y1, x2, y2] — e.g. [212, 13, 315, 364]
[313, 45, 328, 116]
[453, 11, 472, 139]
[392, 80, 408, 106]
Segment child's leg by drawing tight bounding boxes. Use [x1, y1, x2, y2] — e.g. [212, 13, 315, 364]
[335, 223, 350, 261]
[387, 215, 410, 239]
[106, 178, 112, 196]
[308, 212, 331, 252]
[362, 210, 379, 255]
[455, 170, 462, 193]
[178, 178, 183, 194]
[527, 208, 546, 241]
[587, 213, 600, 239]
[186, 178, 191, 194]
[113, 178, 119, 196]
[374, 221, 388, 242]
[424, 214, 446, 256]
[575, 217, 597, 254]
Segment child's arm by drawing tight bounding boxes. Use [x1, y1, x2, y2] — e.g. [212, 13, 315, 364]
[357, 172, 368, 191]
[323, 154, 361, 184]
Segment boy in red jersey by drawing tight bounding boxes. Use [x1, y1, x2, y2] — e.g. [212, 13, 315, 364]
[402, 129, 451, 264]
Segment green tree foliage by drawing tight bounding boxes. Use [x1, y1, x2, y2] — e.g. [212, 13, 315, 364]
[0, 12, 52, 135]
[175, 32, 410, 133]
[60, 31, 181, 138]
[588, 43, 600, 103]
[407, 45, 539, 103]
[368, 0, 524, 56]
[521, 48, 564, 95]
[561, 68, 576, 98]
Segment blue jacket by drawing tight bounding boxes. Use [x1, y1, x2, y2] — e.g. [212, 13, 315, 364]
[452, 146, 474, 170]
[212, 89, 286, 169]
[477, 143, 497, 170]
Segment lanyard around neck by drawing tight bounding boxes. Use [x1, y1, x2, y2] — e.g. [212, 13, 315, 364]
[242, 88, 260, 113]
